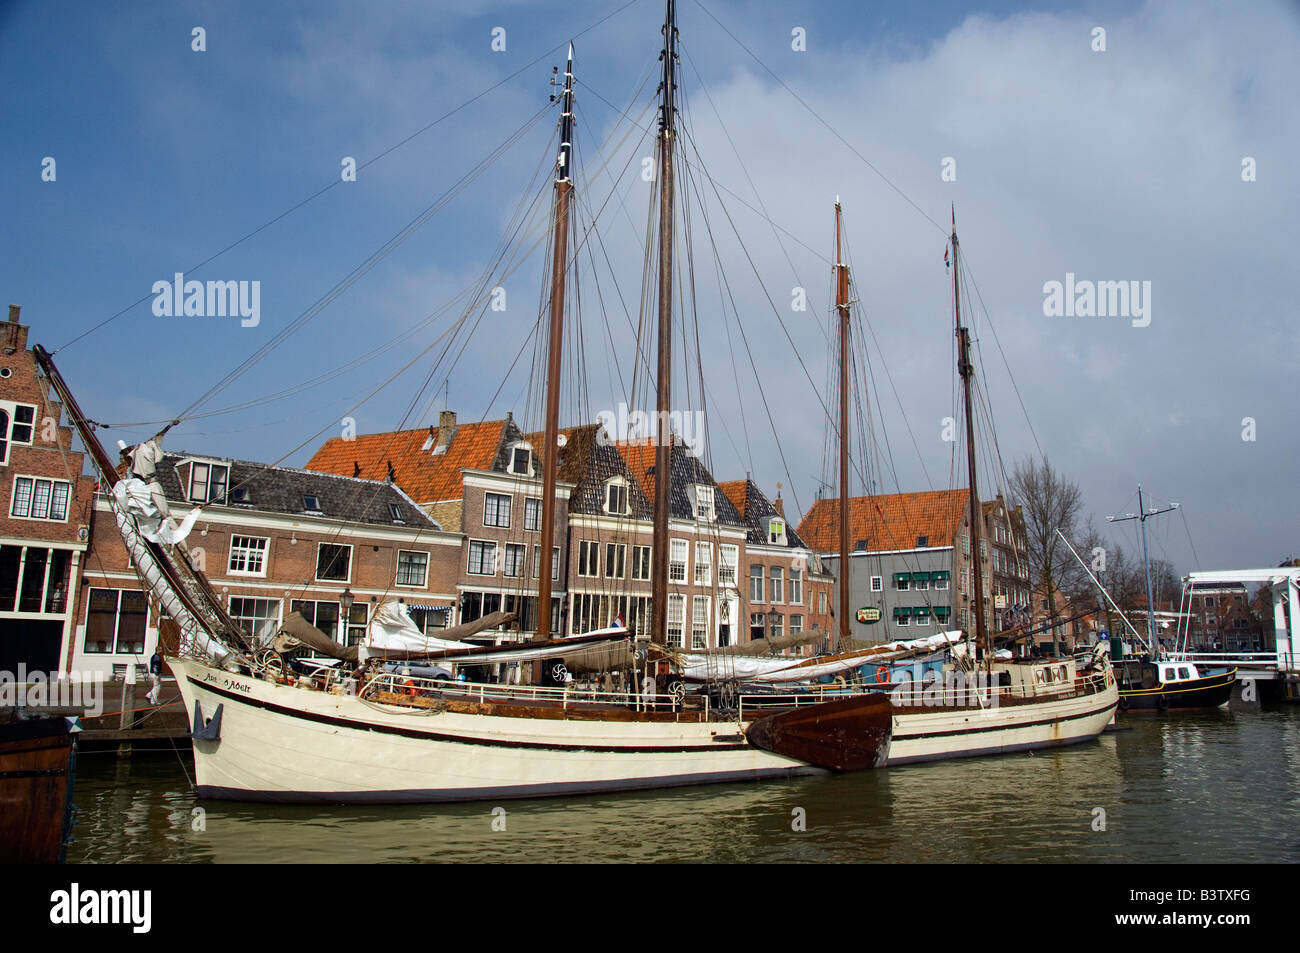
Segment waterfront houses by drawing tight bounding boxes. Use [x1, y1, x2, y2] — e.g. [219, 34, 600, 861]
[0, 306, 98, 675]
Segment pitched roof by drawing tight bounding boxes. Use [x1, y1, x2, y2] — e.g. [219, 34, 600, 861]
[611, 440, 747, 527]
[305, 419, 506, 503]
[717, 478, 808, 548]
[797, 488, 970, 554]
[157, 452, 437, 528]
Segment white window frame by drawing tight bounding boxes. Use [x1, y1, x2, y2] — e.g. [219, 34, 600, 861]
[694, 542, 712, 586]
[605, 542, 626, 580]
[578, 540, 600, 578]
[523, 497, 542, 532]
[532, 545, 560, 581]
[227, 535, 269, 577]
[396, 549, 430, 588]
[0, 400, 37, 466]
[693, 485, 715, 522]
[508, 445, 533, 476]
[467, 539, 497, 576]
[770, 566, 784, 604]
[719, 545, 739, 586]
[503, 543, 526, 578]
[789, 567, 803, 605]
[631, 545, 651, 581]
[9, 475, 71, 522]
[483, 492, 512, 528]
[768, 517, 786, 545]
[749, 564, 764, 603]
[604, 477, 630, 516]
[667, 593, 686, 648]
[188, 461, 229, 504]
[691, 595, 710, 649]
[669, 538, 688, 583]
[871, 575, 882, 592]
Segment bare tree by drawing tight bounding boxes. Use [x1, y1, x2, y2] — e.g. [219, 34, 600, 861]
[1009, 455, 1083, 655]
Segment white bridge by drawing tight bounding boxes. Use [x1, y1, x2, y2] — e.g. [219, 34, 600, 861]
[1167, 568, 1300, 698]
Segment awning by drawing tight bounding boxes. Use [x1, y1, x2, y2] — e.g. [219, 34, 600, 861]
[933, 571, 951, 581]
[893, 606, 913, 617]
[894, 573, 911, 584]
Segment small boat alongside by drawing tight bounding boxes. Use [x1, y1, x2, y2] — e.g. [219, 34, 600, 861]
[1115, 658, 1236, 712]
[0, 715, 78, 863]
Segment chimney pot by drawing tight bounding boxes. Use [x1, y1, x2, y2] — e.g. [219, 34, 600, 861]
[8, 304, 20, 324]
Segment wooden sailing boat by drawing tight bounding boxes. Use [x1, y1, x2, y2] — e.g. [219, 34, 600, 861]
[806, 206, 1119, 765]
[34, 2, 891, 803]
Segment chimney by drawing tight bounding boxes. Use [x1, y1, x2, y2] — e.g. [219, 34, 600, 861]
[773, 481, 785, 517]
[8, 305, 20, 324]
[437, 410, 457, 449]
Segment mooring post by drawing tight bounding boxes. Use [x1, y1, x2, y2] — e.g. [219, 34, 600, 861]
[118, 663, 136, 758]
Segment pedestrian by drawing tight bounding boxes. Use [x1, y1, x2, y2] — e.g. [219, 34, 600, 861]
[147, 649, 163, 705]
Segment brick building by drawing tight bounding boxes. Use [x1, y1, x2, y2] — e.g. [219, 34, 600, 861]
[0, 305, 98, 674]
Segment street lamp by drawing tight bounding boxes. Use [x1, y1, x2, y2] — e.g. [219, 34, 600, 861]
[340, 588, 355, 639]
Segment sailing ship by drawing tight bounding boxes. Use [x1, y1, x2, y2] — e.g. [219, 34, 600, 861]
[33, 1, 894, 803]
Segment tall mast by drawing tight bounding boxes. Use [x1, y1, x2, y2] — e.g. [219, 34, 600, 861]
[835, 200, 851, 653]
[536, 44, 575, 640]
[951, 210, 988, 664]
[650, 0, 678, 646]
[1108, 484, 1179, 659]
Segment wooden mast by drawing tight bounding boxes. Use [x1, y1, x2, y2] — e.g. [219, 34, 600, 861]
[536, 44, 575, 640]
[951, 209, 988, 666]
[650, 0, 678, 646]
[835, 200, 851, 653]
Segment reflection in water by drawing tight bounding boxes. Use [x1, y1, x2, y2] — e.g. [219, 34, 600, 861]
[68, 708, 1300, 863]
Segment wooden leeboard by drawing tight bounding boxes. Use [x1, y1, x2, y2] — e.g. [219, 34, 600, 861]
[746, 694, 893, 772]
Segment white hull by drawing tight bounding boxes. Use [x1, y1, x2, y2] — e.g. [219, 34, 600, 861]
[172, 659, 820, 803]
[886, 683, 1118, 765]
[173, 657, 1117, 803]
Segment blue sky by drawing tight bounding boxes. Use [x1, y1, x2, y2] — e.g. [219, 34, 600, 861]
[3, 0, 1298, 576]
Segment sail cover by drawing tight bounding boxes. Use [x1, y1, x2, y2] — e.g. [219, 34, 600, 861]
[672, 631, 967, 683]
[366, 601, 477, 653]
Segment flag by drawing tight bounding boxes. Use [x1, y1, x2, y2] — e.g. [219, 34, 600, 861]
[944, 246, 950, 270]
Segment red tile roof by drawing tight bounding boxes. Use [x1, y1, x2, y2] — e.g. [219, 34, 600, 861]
[305, 420, 505, 503]
[613, 440, 665, 505]
[797, 489, 971, 554]
[716, 479, 749, 518]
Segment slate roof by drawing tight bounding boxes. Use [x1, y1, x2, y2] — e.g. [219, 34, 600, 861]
[306, 419, 507, 503]
[157, 452, 437, 528]
[798, 489, 970, 555]
[611, 439, 748, 529]
[717, 478, 809, 548]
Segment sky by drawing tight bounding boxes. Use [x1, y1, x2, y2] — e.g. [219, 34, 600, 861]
[3, 0, 1297, 578]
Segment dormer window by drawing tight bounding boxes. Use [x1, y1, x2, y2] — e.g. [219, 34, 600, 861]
[231, 486, 253, 505]
[389, 502, 405, 523]
[188, 462, 229, 504]
[604, 477, 629, 516]
[768, 517, 786, 545]
[692, 485, 715, 522]
[917, 535, 929, 548]
[303, 494, 323, 513]
[508, 444, 533, 476]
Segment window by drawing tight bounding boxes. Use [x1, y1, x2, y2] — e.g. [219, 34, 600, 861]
[917, 535, 929, 548]
[532, 545, 560, 581]
[961, 571, 970, 595]
[503, 543, 526, 577]
[10, 476, 70, 521]
[459, 590, 503, 624]
[483, 492, 511, 527]
[871, 575, 882, 592]
[749, 564, 764, 603]
[694, 485, 715, 521]
[578, 540, 599, 577]
[914, 607, 931, 627]
[188, 462, 229, 504]
[667, 594, 685, 648]
[605, 543, 626, 579]
[789, 568, 803, 604]
[895, 573, 910, 591]
[914, 574, 929, 591]
[669, 539, 688, 583]
[770, 613, 784, 640]
[230, 597, 280, 645]
[790, 614, 803, 635]
[302, 494, 322, 513]
[467, 540, 497, 576]
[0, 402, 36, 465]
[770, 567, 784, 603]
[979, 540, 988, 560]
[819, 591, 827, 614]
[84, 588, 148, 654]
[292, 600, 341, 642]
[895, 611, 909, 627]
[768, 518, 786, 545]
[934, 572, 950, 591]
[631, 545, 651, 581]
[316, 543, 352, 582]
[962, 535, 970, 555]
[509, 447, 531, 475]
[524, 497, 542, 531]
[694, 542, 712, 585]
[388, 503, 405, 523]
[750, 612, 766, 641]
[691, 595, 709, 649]
[719, 545, 738, 586]
[604, 479, 629, 516]
[396, 550, 429, 587]
[227, 536, 269, 576]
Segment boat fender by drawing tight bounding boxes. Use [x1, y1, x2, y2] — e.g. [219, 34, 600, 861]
[875, 665, 890, 684]
[191, 701, 223, 742]
[403, 679, 417, 697]
[1157, 695, 1169, 712]
[1118, 695, 1130, 712]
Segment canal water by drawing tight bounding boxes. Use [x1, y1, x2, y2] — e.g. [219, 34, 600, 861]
[66, 706, 1300, 864]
